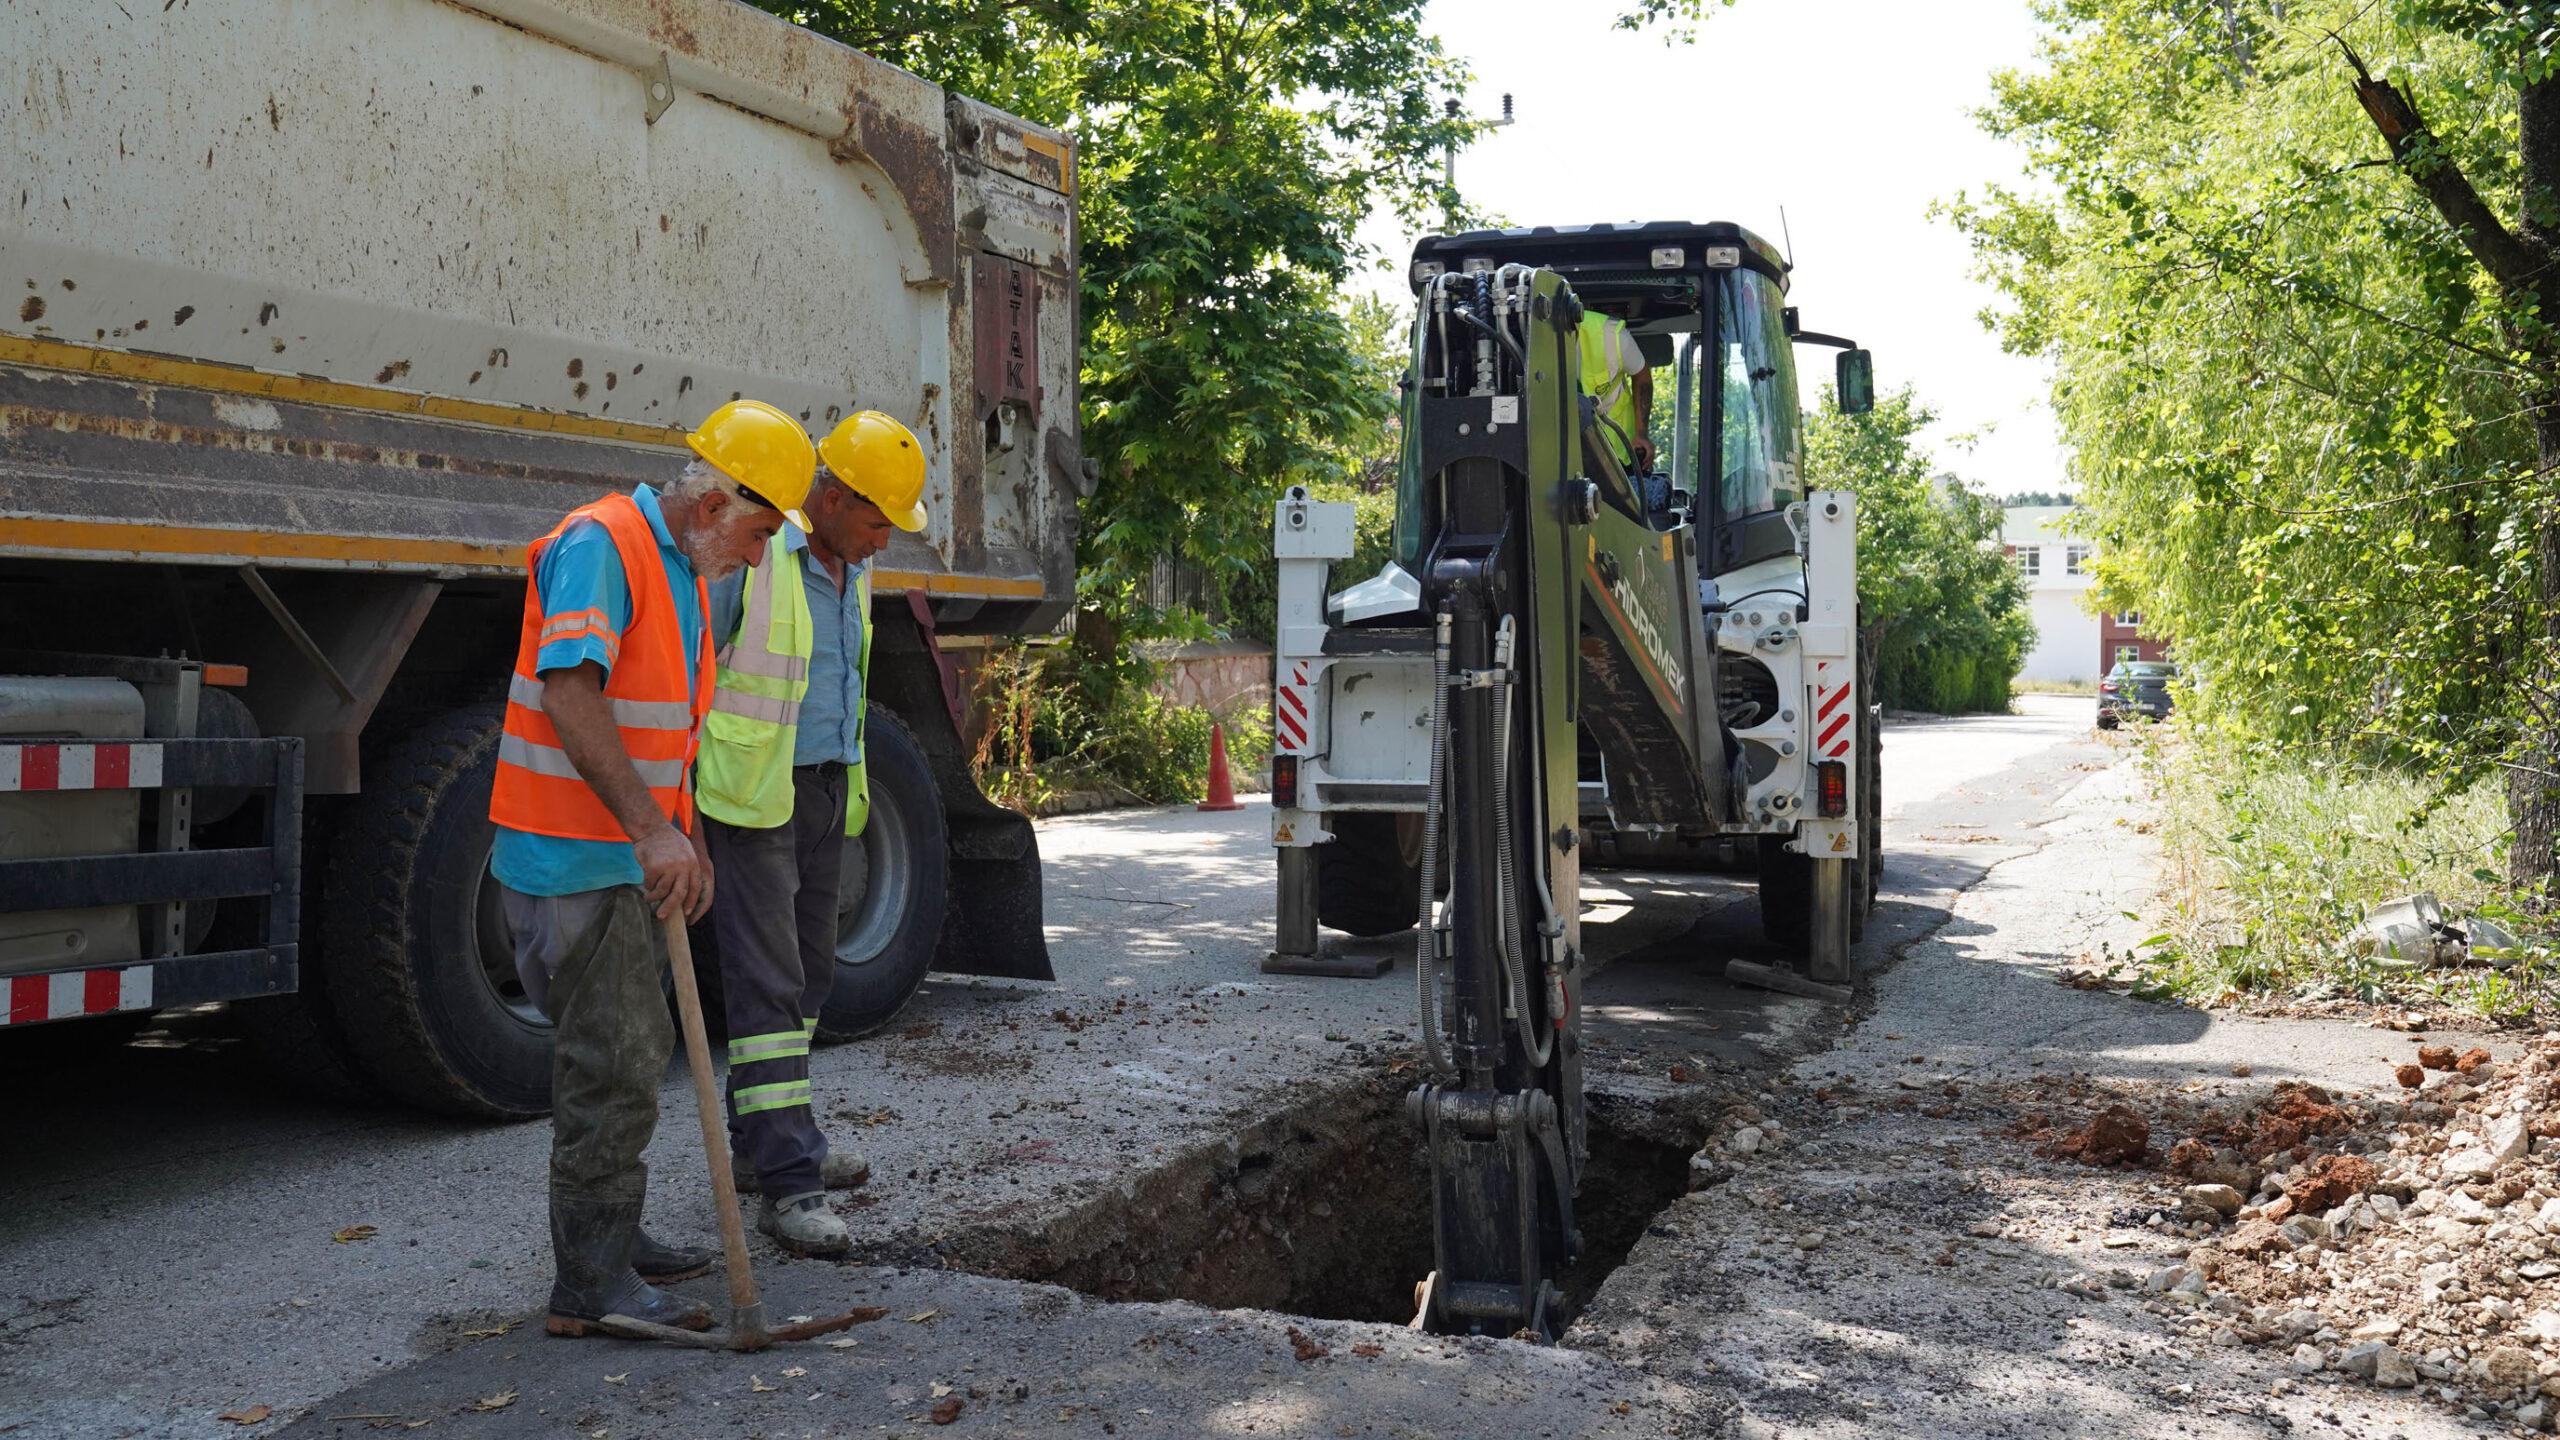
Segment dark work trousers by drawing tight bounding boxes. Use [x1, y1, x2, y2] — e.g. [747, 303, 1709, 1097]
[702, 763, 846, 1202]
[503, 884, 672, 1212]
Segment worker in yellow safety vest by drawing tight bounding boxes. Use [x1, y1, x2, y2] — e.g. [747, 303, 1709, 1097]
[694, 410, 928, 1257]
[1579, 309, 1655, 474]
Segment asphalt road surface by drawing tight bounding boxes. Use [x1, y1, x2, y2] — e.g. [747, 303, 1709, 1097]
[2, 694, 2193, 1439]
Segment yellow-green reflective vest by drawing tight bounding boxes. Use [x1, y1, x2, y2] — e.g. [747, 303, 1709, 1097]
[1578, 312, 1640, 465]
[695, 533, 879, 836]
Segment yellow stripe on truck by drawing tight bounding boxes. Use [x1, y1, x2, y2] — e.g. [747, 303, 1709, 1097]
[0, 517, 1050, 598]
[0, 334, 692, 449]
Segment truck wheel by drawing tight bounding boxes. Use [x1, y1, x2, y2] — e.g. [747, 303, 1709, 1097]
[325, 702, 555, 1119]
[819, 706, 948, 1039]
[1318, 812, 1422, 937]
[1757, 835, 1810, 951]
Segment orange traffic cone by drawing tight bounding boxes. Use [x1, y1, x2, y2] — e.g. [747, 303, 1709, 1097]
[1198, 722, 1246, 812]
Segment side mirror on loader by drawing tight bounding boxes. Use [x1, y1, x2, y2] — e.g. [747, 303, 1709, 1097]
[1836, 349, 1875, 416]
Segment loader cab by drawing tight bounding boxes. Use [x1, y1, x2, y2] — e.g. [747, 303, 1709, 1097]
[1402, 221, 1811, 579]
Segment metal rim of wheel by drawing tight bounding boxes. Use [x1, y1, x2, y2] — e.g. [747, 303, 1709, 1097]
[467, 842, 549, 1030]
[837, 780, 915, 969]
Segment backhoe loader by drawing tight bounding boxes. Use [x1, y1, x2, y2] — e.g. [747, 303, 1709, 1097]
[1267, 221, 1878, 1336]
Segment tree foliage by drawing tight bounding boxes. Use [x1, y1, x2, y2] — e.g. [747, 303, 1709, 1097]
[747, 0, 1472, 637]
[1949, 1, 2560, 874]
[1803, 386, 2033, 713]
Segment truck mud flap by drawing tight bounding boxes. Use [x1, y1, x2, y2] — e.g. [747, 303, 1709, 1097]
[870, 597, 1054, 983]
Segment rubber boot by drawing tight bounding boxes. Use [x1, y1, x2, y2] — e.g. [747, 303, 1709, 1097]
[633, 1228, 713, 1285]
[544, 1193, 714, 1337]
[756, 1191, 851, 1258]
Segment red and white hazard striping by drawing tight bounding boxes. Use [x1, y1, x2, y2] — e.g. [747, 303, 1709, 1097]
[1276, 662, 1313, 752]
[2, 966, 155, 1026]
[0, 742, 164, 792]
[1812, 661, 1855, 759]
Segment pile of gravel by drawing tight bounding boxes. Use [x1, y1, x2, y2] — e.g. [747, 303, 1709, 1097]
[2123, 1036, 2560, 1431]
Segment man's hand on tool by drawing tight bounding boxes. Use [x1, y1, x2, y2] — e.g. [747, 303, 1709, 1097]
[635, 822, 710, 922]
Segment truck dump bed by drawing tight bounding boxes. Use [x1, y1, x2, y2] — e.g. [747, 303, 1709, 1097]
[0, 0, 1080, 613]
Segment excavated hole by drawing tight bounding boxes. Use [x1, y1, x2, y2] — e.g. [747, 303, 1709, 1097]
[935, 1076, 1692, 1327]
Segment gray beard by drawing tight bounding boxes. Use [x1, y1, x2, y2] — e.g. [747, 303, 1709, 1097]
[679, 509, 762, 581]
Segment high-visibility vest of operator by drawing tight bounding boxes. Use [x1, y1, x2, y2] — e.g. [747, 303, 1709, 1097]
[486, 399, 807, 1340]
[694, 410, 928, 1259]
[1580, 310, 1656, 474]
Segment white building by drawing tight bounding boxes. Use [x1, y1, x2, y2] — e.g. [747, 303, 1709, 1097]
[2001, 506, 2099, 684]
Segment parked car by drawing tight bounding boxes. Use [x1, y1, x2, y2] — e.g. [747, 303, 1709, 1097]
[2098, 660, 2176, 728]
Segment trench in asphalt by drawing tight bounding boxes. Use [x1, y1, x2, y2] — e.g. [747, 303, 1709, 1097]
[918, 1070, 1695, 1328]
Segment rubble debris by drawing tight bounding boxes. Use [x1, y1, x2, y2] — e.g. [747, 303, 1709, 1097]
[2117, 1034, 2560, 1426]
[2352, 892, 2544, 970]
[2032, 1104, 2153, 1166]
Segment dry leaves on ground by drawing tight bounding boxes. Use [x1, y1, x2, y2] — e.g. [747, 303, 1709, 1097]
[329, 1225, 377, 1244]
[930, 1398, 963, 1424]
[218, 1406, 271, 1425]
[473, 1390, 517, 1412]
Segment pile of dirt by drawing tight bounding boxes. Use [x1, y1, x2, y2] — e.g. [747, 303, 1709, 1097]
[2138, 1038, 2560, 1430]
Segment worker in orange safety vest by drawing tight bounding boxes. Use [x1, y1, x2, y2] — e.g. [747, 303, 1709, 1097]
[486, 399, 809, 1339]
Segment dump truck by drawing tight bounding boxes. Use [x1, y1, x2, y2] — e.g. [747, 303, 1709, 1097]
[0, 0, 1077, 1117]
[1266, 222, 1878, 1334]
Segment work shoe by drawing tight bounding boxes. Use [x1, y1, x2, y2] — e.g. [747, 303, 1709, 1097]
[726, 1149, 872, 1195]
[633, 1228, 713, 1285]
[542, 1193, 714, 1339]
[756, 1192, 851, 1258]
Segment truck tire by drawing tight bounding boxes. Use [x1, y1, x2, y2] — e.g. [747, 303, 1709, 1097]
[818, 706, 948, 1039]
[324, 702, 555, 1119]
[237, 794, 389, 1105]
[1320, 812, 1422, 938]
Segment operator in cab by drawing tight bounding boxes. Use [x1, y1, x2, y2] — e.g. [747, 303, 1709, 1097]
[1579, 309, 1654, 474]
[694, 411, 929, 1259]
[486, 399, 808, 1339]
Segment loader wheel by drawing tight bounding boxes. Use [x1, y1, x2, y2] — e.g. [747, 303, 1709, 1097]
[1757, 835, 1810, 952]
[1853, 636, 1882, 942]
[1319, 812, 1422, 937]
[324, 702, 555, 1119]
[818, 706, 949, 1039]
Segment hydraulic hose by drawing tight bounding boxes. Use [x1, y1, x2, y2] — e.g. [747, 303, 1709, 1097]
[1489, 623, 1553, 1071]
[1415, 609, 1453, 1077]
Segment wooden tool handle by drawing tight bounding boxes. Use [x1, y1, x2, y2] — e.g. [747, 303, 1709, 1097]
[661, 911, 760, 1318]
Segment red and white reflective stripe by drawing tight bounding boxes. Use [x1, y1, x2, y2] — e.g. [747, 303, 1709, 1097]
[1276, 661, 1312, 752]
[1812, 661, 1855, 759]
[0, 743, 164, 791]
[1, 966, 155, 1026]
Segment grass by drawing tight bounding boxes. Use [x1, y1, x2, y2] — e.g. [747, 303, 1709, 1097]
[2014, 676, 2100, 696]
[2135, 722, 2547, 1018]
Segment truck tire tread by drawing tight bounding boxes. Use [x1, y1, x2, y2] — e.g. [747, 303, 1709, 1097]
[324, 702, 549, 1120]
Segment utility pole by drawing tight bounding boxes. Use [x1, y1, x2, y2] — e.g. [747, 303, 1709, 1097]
[1441, 92, 1515, 231]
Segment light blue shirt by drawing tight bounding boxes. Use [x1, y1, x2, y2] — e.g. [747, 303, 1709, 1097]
[708, 526, 867, 769]
[492, 485, 705, 897]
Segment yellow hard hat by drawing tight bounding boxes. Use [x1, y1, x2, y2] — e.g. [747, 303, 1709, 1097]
[686, 399, 816, 530]
[816, 411, 928, 533]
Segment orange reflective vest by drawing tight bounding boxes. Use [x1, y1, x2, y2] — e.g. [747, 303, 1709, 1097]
[489, 493, 714, 841]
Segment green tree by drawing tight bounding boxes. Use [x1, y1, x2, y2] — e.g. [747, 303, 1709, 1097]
[1803, 386, 2033, 713]
[749, 0, 1473, 655]
[1950, 0, 2560, 886]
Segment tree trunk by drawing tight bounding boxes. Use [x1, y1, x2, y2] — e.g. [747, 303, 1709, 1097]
[2508, 76, 2560, 895]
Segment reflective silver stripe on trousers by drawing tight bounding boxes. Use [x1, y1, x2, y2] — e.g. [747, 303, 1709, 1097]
[710, 689, 801, 725]
[497, 733, 688, 788]
[508, 674, 696, 730]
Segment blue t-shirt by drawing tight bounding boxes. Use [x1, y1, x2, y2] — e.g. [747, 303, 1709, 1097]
[491, 485, 705, 897]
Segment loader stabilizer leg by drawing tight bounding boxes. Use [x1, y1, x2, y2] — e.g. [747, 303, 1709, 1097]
[1809, 856, 1852, 985]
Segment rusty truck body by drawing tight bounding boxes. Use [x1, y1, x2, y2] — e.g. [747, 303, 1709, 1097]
[0, 0, 1080, 1114]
